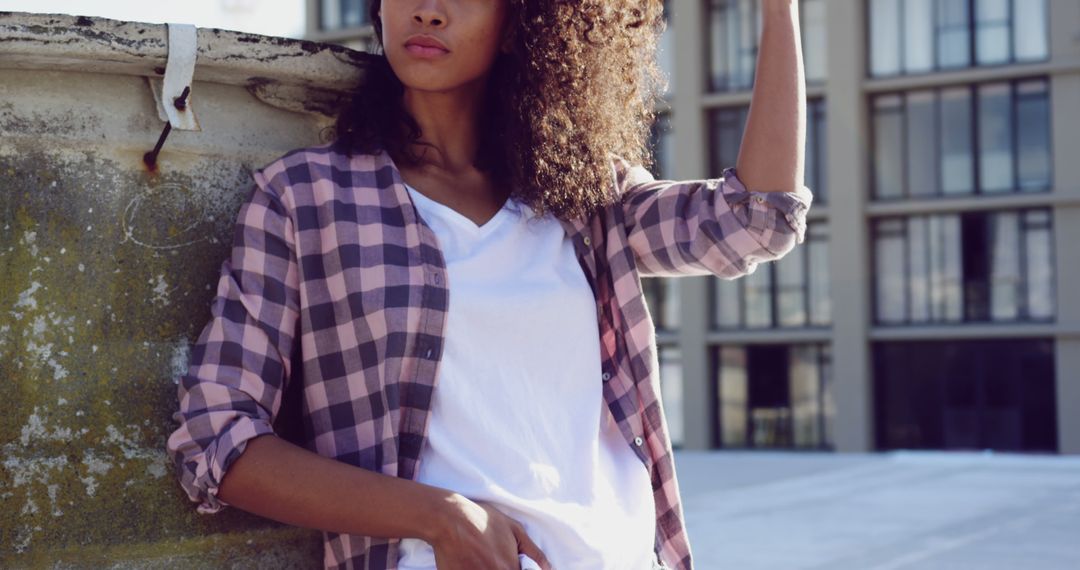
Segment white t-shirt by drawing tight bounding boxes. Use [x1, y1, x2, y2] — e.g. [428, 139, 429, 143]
[396, 184, 657, 570]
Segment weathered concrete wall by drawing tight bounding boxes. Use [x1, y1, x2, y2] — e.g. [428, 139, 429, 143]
[1, 12, 365, 567]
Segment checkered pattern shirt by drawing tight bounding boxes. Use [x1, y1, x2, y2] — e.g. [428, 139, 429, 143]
[166, 140, 813, 569]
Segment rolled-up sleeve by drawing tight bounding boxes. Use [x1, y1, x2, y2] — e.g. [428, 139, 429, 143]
[614, 154, 813, 279]
[166, 172, 301, 514]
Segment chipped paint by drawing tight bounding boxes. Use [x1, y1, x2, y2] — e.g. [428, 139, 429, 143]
[1, 10, 342, 566]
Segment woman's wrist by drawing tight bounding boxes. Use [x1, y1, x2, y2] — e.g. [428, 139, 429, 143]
[422, 490, 466, 545]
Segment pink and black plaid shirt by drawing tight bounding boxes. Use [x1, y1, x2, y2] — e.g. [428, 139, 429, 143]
[166, 140, 813, 570]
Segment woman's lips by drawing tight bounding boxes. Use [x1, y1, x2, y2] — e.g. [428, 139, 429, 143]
[405, 44, 449, 58]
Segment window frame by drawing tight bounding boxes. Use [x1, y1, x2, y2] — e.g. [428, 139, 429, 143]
[865, 0, 1050, 79]
[709, 220, 832, 330]
[869, 76, 1052, 201]
[870, 207, 1057, 326]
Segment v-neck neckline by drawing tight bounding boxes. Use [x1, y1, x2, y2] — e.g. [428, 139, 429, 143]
[403, 182, 514, 235]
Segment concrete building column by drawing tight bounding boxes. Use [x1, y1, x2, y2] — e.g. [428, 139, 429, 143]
[1049, 0, 1080, 455]
[669, 0, 712, 451]
[824, 0, 874, 452]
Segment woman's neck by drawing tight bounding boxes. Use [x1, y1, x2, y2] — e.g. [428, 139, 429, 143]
[400, 85, 486, 173]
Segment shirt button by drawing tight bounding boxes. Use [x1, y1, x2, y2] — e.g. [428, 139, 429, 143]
[425, 348, 433, 358]
[755, 195, 766, 203]
[602, 372, 611, 381]
[433, 273, 441, 285]
[582, 236, 591, 246]
[784, 213, 794, 223]
[634, 436, 644, 446]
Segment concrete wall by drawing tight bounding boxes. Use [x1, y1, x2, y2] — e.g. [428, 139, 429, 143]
[0, 12, 365, 566]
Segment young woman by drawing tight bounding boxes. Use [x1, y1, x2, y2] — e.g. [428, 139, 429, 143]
[166, 1, 812, 569]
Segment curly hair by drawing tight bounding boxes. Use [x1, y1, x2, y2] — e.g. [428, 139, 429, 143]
[329, 0, 668, 221]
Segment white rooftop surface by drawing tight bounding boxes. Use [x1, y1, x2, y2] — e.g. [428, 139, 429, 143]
[673, 450, 1080, 569]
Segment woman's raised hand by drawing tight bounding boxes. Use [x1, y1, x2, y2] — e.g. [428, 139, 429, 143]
[431, 495, 553, 570]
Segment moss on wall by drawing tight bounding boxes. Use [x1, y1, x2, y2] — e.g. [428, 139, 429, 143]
[0, 145, 322, 566]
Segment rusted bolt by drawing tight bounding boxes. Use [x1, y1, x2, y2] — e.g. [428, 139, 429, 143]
[145, 86, 191, 169]
[143, 122, 172, 170]
[173, 86, 191, 111]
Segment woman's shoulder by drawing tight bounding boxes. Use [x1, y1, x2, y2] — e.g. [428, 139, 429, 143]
[251, 140, 389, 202]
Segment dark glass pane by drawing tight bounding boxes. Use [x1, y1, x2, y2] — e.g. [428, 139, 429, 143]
[776, 238, 806, 327]
[802, 0, 828, 83]
[961, 212, 991, 321]
[816, 102, 829, 203]
[978, 82, 1015, 194]
[710, 107, 748, 177]
[708, 0, 758, 91]
[648, 112, 675, 179]
[873, 341, 944, 449]
[873, 95, 905, 198]
[975, 0, 1011, 65]
[988, 211, 1021, 321]
[658, 345, 684, 446]
[906, 90, 938, 197]
[874, 218, 907, 323]
[320, 0, 340, 30]
[1023, 209, 1055, 319]
[342, 0, 367, 28]
[805, 99, 819, 196]
[717, 345, 748, 446]
[713, 278, 742, 328]
[927, 214, 964, 320]
[789, 344, 823, 447]
[940, 87, 974, 195]
[874, 339, 1056, 452]
[748, 345, 791, 447]
[904, 0, 935, 73]
[937, 0, 971, 68]
[871, 0, 902, 76]
[1014, 0, 1049, 61]
[1019, 340, 1057, 450]
[642, 277, 680, 330]
[807, 222, 831, 326]
[744, 264, 773, 328]
[1016, 80, 1051, 192]
[907, 216, 930, 322]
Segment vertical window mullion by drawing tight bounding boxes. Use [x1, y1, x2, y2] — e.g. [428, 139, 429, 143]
[971, 84, 981, 195]
[899, 0, 907, 74]
[903, 217, 911, 323]
[1018, 208, 1030, 319]
[803, 223, 811, 327]
[967, 0, 976, 68]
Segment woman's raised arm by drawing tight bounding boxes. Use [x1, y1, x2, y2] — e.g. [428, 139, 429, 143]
[737, 0, 807, 194]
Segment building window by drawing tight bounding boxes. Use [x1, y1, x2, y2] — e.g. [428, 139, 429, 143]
[658, 345, 684, 448]
[709, 99, 827, 203]
[872, 208, 1055, 325]
[871, 78, 1051, 200]
[874, 339, 1057, 452]
[320, 0, 369, 31]
[869, 0, 1048, 77]
[707, 0, 827, 92]
[642, 276, 681, 331]
[647, 112, 675, 180]
[714, 343, 834, 449]
[712, 221, 830, 329]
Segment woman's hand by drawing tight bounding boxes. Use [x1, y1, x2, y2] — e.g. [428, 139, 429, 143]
[431, 495, 553, 570]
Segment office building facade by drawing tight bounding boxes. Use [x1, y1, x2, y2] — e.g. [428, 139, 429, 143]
[306, 0, 1080, 454]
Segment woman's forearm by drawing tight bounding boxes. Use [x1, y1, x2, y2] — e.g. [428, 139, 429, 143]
[736, 0, 806, 193]
[217, 433, 459, 545]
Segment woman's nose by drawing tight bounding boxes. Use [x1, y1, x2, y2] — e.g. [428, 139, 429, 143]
[412, 1, 446, 27]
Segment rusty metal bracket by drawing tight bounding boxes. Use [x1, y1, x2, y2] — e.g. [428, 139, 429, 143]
[144, 23, 200, 168]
